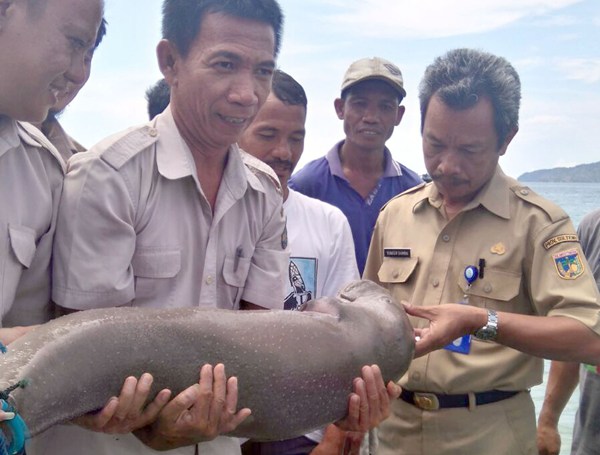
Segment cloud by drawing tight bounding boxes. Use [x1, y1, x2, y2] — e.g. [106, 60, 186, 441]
[317, 0, 584, 39]
[555, 58, 600, 83]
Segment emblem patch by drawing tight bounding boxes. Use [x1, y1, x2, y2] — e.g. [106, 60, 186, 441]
[552, 248, 584, 280]
[543, 234, 579, 250]
[490, 243, 506, 255]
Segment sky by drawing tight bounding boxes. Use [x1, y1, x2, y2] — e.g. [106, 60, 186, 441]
[61, 0, 600, 178]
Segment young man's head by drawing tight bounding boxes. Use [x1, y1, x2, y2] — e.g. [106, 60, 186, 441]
[0, 0, 104, 122]
[239, 70, 307, 199]
[46, 17, 107, 121]
[334, 57, 406, 154]
[157, 0, 283, 153]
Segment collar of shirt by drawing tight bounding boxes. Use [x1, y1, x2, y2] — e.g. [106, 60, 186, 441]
[414, 165, 511, 220]
[0, 115, 20, 159]
[153, 106, 268, 200]
[325, 140, 404, 181]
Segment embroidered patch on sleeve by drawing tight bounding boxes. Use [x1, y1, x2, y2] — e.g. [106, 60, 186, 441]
[544, 234, 579, 250]
[552, 248, 585, 280]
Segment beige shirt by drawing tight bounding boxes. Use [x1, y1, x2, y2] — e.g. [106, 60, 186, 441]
[364, 166, 600, 394]
[0, 117, 64, 327]
[39, 118, 86, 163]
[53, 106, 287, 312]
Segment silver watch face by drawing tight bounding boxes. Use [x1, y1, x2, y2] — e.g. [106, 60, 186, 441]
[474, 310, 498, 341]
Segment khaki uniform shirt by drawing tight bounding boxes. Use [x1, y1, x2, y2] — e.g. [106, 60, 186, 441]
[0, 116, 64, 327]
[39, 118, 86, 163]
[364, 166, 600, 394]
[48, 107, 287, 455]
[53, 106, 287, 312]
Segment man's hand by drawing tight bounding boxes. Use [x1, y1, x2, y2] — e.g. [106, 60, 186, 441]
[536, 420, 561, 455]
[312, 365, 401, 455]
[73, 373, 171, 434]
[336, 365, 400, 433]
[135, 363, 250, 451]
[0, 326, 38, 346]
[403, 302, 487, 357]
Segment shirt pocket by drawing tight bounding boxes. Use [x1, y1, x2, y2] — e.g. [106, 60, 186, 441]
[1, 224, 37, 316]
[222, 254, 251, 307]
[377, 257, 419, 284]
[460, 268, 522, 310]
[132, 248, 181, 305]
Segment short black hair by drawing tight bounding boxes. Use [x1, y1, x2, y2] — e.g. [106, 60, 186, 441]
[162, 0, 283, 59]
[145, 79, 171, 120]
[271, 70, 307, 109]
[94, 18, 108, 49]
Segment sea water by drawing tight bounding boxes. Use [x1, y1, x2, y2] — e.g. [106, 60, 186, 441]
[523, 181, 600, 454]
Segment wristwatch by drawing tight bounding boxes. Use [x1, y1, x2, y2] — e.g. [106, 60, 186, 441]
[473, 309, 498, 341]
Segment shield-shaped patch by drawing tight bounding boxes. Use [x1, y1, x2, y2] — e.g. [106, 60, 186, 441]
[552, 248, 585, 280]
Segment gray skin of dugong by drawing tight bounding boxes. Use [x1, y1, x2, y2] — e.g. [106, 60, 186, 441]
[0, 280, 414, 441]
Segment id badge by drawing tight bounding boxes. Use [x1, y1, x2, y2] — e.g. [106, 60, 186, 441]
[444, 334, 471, 354]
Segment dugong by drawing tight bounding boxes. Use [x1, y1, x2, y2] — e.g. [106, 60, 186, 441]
[0, 280, 414, 441]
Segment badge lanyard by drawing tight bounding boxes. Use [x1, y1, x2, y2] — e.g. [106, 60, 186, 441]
[443, 265, 479, 355]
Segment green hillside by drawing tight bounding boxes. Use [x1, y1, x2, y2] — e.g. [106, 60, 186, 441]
[518, 161, 600, 182]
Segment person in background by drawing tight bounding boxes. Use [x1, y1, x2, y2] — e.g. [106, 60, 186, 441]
[35, 17, 108, 162]
[289, 57, 421, 275]
[537, 208, 600, 455]
[146, 78, 170, 121]
[363, 48, 600, 455]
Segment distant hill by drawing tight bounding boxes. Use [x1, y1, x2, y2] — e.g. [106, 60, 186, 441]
[518, 161, 600, 183]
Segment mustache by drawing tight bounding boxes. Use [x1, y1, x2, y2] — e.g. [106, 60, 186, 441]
[265, 159, 294, 171]
[430, 174, 469, 186]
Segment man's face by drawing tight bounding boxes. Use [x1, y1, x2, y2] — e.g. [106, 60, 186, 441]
[50, 46, 95, 115]
[164, 12, 275, 154]
[239, 93, 306, 193]
[423, 94, 513, 208]
[334, 80, 404, 153]
[0, 0, 103, 122]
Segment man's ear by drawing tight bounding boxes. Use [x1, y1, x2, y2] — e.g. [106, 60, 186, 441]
[334, 98, 345, 120]
[395, 105, 406, 126]
[156, 39, 180, 87]
[498, 127, 518, 156]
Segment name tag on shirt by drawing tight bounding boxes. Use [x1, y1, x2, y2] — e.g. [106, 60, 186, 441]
[384, 248, 411, 258]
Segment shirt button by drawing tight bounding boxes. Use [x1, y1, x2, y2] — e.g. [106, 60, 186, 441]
[412, 372, 422, 382]
[393, 271, 400, 279]
[442, 234, 450, 242]
[205, 276, 214, 285]
[520, 189, 529, 196]
[432, 278, 440, 287]
[148, 128, 158, 137]
[484, 283, 492, 293]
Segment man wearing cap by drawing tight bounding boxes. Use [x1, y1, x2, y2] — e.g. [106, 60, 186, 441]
[289, 57, 421, 275]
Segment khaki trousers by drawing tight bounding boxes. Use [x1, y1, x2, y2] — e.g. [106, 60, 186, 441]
[376, 391, 536, 455]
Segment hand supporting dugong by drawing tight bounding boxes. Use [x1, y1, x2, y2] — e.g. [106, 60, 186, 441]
[0, 280, 414, 442]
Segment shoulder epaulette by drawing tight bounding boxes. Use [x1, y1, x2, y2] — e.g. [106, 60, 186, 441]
[240, 149, 282, 194]
[380, 182, 428, 212]
[511, 184, 569, 223]
[99, 125, 159, 170]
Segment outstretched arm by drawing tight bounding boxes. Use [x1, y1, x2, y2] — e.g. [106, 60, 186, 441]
[405, 303, 600, 364]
